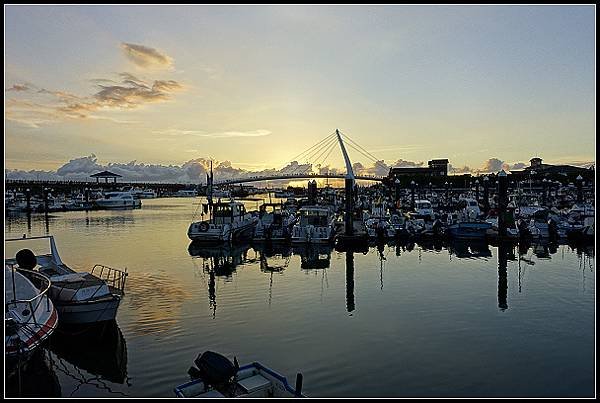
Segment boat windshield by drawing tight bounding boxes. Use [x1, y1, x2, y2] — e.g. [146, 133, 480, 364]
[300, 210, 330, 226]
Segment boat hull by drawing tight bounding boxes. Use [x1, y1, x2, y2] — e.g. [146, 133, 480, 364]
[54, 296, 121, 324]
[447, 222, 491, 239]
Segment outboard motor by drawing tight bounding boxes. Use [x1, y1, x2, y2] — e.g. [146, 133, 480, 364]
[15, 249, 37, 270]
[548, 219, 559, 240]
[189, 351, 239, 389]
[517, 219, 530, 239]
[432, 219, 443, 237]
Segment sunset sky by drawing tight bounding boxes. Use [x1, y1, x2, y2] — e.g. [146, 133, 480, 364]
[4, 5, 596, 175]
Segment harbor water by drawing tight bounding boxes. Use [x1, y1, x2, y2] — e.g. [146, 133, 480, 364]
[4, 197, 595, 397]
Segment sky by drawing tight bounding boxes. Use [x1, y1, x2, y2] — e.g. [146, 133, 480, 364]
[4, 5, 596, 179]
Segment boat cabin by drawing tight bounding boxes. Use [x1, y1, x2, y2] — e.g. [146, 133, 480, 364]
[298, 207, 332, 227]
[211, 202, 249, 224]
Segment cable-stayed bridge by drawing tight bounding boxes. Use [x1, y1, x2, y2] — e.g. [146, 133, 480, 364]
[213, 129, 386, 186]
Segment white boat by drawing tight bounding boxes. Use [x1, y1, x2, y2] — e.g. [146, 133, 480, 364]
[95, 191, 141, 209]
[363, 200, 396, 239]
[188, 200, 258, 242]
[211, 189, 231, 199]
[5, 235, 128, 324]
[291, 206, 336, 244]
[253, 203, 297, 242]
[408, 199, 435, 220]
[175, 189, 198, 197]
[5, 265, 58, 372]
[174, 351, 306, 398]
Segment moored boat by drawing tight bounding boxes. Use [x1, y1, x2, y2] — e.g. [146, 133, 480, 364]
[95, 191, 141, 209]
[188, 200, 258, 243]
[5, 265, 58, 374]
[174, 351, 306, 398]
[291, 206, 336, 244]
[5, 235, 128, 324]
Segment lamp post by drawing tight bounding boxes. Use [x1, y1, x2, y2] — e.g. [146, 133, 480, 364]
[576, 174, 584, 203]
[410, 180, 415, 209]
[475, 179, 480, 203]
[394, 178, 401, 203]
[497, 170, 508, 238]
[444, 181, 449, 211]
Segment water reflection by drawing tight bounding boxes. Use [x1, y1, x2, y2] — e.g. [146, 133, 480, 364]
[5, 349, 61, 397]
[253, 243, 292, 306]
[126, 271, 193, 335]
[188, 241, 254, 318]
[47, 321, 128, 385]
[447, 239, 493, 260]
[188, 241, 253, 278]
[292, 244, 333, 272]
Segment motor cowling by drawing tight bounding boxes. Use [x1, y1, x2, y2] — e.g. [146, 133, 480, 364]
[191, 351, 239, 387]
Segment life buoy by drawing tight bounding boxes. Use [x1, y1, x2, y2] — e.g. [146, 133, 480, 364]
[199, 222, 209, 232]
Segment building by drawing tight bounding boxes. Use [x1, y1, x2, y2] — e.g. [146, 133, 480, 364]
[90, 170, 122, 184]
[510, 157, 594, 182]
[386, 159, 449, 187]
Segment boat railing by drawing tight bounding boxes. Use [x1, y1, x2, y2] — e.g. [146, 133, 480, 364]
[6, 266, 53, 326]
[91, 264, 128, 294]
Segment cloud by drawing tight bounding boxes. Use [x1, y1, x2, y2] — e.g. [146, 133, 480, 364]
[510, 162, 527, 170]
[448, 164, 472, 174]
[5, 155, 390, 184]
[6, 73, 183, 126]
[121, 42, 174, 69]
[481, 158, 506, 173]
[6, 84, 31, 92]
[391, 159, 424, 168]
[153, 129, 271, 138]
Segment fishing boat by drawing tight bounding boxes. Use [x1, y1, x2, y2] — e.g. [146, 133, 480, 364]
[5, 264, 58, 374]
[188, 200, 258, 243]
[5, 235, 128, 324]
[447, 221, 492, 239]
[291, 206, 336, 244]
[253, 203, 297, 242]
[408, 199, 435, 220]
[174, 189, 198, 197]
[174, 351, 306, 398]
[95, 191, 141, 209]
[363, 199, 396, 239]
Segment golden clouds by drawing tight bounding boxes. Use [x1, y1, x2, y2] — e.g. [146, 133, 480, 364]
[120, 42, 174, 70]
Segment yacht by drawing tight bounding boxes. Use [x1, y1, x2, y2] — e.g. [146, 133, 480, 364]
[363, 200, 396, 239]
[253, 203, 297, 242]
[408, 199, 435, 220]
[446, 199, 491, 239]
[5, 264, 58, 374]
[291, 206, 336, 244]
[95, 191, 141, 209]
[5, 235, 128, 324]
[188, 200, 258, 242]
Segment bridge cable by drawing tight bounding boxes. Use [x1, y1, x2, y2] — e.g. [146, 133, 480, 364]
[339, 131, 381, 163]
[287, 135, 338, 176]
[312, 137, 339, 170]
[345, 141, 379, 165]
[287, 132, 336, 166]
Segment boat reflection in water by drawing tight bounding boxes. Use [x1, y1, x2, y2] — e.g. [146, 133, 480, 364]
[447, 239, 493, 260]
[188, 241, 254, 318]
[252, 243, 292, 306]
[5, 349, 61, 397]
[47, 320, 128, 386]
[292, 244, 333, 272]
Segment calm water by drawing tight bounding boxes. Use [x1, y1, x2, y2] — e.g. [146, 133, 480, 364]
[4, 198, 595, 397]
